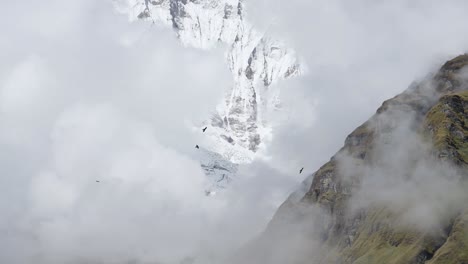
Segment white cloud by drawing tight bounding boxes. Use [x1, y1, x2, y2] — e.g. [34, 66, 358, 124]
[0, 0, 237, 263]
[2, 0, 468, 263]
[26, 103, 214, 263]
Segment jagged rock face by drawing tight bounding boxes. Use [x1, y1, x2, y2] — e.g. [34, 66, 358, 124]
[114, 0, 301, 164]
[252, 55, 468, 264]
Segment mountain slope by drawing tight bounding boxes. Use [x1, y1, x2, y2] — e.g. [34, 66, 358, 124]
[246, 55, 468, 264]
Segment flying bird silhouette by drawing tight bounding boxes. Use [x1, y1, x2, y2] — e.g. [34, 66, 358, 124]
[195, 145, 200, 149]
[202, 127, 208, 132]
[96, 180, 100, 183]
[299, 167, 304, 174]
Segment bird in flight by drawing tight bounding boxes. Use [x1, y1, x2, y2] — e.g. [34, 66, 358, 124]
[195, 145, 200, 149]
[96, 180, 100, 183]
[202, 127, 208, 132]
[299, 167, 304, 174]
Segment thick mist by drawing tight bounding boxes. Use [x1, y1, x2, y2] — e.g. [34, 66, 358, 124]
[343, 106, 468, 232]
[0, 1, 303, 263]
[2, 0, 468, 264]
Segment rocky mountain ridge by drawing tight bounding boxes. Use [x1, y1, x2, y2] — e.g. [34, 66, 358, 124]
[242, 55, 468, 264]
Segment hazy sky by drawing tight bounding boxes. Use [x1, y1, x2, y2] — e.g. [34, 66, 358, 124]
[2, 0, 468, 263]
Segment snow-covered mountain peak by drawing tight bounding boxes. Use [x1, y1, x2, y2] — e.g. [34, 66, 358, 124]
[114, 0, 302, 189]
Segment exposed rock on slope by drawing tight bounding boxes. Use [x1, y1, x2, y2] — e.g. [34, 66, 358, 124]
[249, 55, 468, 264]
[425, 91, 468, 166]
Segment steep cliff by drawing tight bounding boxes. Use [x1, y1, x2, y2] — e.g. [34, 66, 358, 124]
[252, 55, 468, 264]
